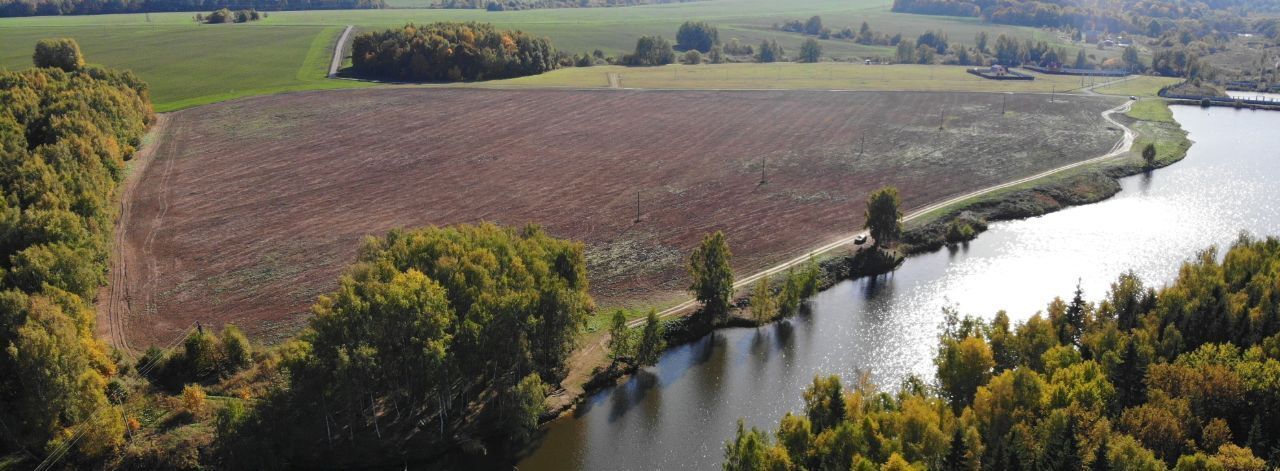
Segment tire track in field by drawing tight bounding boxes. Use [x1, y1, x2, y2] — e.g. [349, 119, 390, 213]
[102, 114, 171, 356]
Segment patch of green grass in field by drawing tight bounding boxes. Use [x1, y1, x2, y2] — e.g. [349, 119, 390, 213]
[1092, 75, 1182, 98]
[483, 62, 1128, 94]
[1127, 98, 1176, 123]
[0, 0, 1099, 109]
[1128, 101, 1189, 166]
[0, 23, 370, 111]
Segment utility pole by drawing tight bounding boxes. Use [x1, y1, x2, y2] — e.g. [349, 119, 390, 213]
[939, 108, 946, 130]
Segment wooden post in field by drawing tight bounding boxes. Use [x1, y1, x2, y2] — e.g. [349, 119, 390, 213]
[634, 190, 641, 223]
[760, 155, 767, 184]
[1002, 94, 1007, 115]
[860, 135, 866, 156]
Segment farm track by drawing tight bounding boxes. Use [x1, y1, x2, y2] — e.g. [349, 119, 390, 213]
[101, 114, 170, 356]
[328, 25, 353, 78]
[110, 88, 1123, 347]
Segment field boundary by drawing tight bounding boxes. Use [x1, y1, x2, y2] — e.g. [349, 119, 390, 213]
[100, 114, 172, 357]
[629, 98, 1136, 327]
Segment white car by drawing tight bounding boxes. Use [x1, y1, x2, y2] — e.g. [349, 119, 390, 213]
[854, 234, 868, 245]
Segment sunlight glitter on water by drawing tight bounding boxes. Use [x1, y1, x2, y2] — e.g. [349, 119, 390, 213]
[519, 105, 1280, 470]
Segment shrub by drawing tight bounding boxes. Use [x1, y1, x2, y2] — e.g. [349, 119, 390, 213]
[683, 49, 703, 65]
[945, 218, 977, 243]
[33, 37, 84, 71]
[180, 384, 208, 419]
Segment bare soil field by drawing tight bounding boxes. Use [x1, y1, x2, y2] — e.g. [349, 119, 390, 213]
[107, 88, 1121, 346]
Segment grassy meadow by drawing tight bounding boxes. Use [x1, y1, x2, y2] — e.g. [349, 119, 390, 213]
[1091, 75, 1183, 97]
[0, 0, 1098, 110]
[483, 62, 1133, 93]
[0, 23, 371, 111]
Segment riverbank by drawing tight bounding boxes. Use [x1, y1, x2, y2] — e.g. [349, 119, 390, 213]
[527, 98, 1189, 461]
[539, 99, 1184, 417]
[546, 243, 904, 417]
[519, 103, 1280, 471]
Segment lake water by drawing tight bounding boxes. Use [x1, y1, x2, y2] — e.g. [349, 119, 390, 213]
[518, 105, 1280, 470]
[1227, 90, 1280, 102]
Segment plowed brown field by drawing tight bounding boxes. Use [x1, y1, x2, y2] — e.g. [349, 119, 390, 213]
[105, 88, 1121, 346]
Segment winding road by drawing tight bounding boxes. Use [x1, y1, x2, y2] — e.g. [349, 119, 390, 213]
[629, 98, 1136, 327]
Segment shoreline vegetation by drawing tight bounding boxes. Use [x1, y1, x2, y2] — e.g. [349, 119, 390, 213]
[546, 97, 1191, 444]
[723, 232, 1280, 470]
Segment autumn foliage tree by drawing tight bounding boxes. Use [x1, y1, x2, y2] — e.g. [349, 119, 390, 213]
[219, 223, 593, 468]
[726, 235, 1280, 469]
[351, 22, 557, 82]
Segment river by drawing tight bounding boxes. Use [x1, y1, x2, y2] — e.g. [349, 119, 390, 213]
[518, 104, 1280, 470]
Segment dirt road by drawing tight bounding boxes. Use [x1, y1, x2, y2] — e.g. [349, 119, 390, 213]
[328, 25, 353, 78]
[99, 114, 171, 357]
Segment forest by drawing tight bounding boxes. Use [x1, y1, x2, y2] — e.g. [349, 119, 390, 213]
[350, 22, 558, 82]
[724, 234, 1280, 470]
[0, 40, 154, 464]
[432, 0, 699, 9]
[0, 0, 382, 17]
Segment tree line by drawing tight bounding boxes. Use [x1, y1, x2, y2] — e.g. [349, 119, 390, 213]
[197, 7, 260, 23]
[0, 39, 154, 464]
[350, 22, 558, 82]
[431, 0, 700, 10]
[724, 233, 1280, 469]
[0, 0, 382, 17]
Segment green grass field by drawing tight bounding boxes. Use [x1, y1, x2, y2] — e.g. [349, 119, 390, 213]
[481, 62, 1130, 94]
[0, 0, 1103, 110]
[1091, 75, 1182, 97]
[0, 23, 371, 111]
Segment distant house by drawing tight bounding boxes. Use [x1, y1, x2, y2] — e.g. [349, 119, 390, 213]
[990, 64, 1007, 76]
